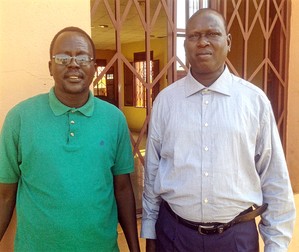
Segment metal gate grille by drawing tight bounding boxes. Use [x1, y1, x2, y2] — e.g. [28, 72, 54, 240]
[210, 0, 290, 147]
[90, 0, 290, 211]
[90, 0, 178, 211]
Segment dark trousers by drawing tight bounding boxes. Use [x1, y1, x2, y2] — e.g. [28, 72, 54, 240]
[155, 202, 259, 252]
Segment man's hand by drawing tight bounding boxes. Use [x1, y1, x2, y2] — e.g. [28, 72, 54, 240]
[146, 239, 156, 252]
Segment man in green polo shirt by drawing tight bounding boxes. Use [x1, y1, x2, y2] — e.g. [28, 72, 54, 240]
[0, 27, 140, 252]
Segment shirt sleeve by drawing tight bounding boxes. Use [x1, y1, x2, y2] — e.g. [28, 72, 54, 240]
[255, 102, 296, 251]
[0, 109, 21, 183]
[140, 101, 163, 239]
[112, 112, 134, 175]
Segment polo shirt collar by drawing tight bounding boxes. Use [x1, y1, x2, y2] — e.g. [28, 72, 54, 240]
[185, 66, 232, 97]
[49, 87, 94, 117]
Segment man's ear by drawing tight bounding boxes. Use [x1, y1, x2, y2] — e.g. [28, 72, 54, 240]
[48, 61, 53, 76]
[227, 33, 232, 52]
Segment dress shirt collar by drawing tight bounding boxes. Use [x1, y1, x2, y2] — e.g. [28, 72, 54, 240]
[185, 66, 232, 97]
[49, 87, 94, 117]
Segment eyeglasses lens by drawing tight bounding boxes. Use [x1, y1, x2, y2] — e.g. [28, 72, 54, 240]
[53, 55, 92, 66]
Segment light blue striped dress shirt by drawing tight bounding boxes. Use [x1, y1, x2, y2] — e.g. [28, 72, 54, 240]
[141, 67, 295, 251]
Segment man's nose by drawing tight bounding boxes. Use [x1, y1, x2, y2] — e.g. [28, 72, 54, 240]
[196, 35, 210, 47]
[68, 57, 80, 67]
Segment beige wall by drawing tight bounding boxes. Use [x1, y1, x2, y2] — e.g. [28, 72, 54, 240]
[0, 0, 91, 250]
[287, 1, 299, 193]
[0, 0, 91, 129]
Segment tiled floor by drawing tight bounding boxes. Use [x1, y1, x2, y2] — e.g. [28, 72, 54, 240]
[118, 194, 299, 252]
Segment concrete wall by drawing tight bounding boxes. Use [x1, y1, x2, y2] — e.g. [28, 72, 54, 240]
[0, 1, 91, 250]
[287, 1, 299, 193]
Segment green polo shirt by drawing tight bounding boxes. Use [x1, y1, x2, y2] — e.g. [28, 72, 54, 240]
[0, 88, 134, 251]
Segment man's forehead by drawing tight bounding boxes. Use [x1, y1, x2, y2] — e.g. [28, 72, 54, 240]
[55, 31, 88, 41]
[187, 12, 226, 31]
[53, 32, 91, 49]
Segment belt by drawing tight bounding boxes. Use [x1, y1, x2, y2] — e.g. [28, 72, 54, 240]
[163, 201, 268, 235]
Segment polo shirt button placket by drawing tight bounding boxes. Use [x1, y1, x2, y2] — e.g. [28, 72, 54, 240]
[70, 119, 75, 138]
[68, 110, 77, 144]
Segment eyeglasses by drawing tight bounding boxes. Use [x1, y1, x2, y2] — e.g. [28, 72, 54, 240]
[52, 54, 94, 66]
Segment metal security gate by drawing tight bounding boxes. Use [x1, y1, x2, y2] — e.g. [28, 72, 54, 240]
[211, 0, 290, 147]
[176, 0, 290, 147]
[90, 0, 178, 212]
[90, 0, 290, 211]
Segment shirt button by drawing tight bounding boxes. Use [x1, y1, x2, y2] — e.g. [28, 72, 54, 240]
[204, 198, 209, 203]
[204, 146, 209, 151]
[204, 123, 208, 127]
[204, 100, 209, 105]
[70, 132, 75, 137]
[70, 120, 75, 124]
[204, 172, 209, 177]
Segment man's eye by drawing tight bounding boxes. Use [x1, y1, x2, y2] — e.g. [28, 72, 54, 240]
[188, 34, 200, 41]
[76, 56, 87, 63]
[207, 32, 221, 37]
[58, 57, 69, 63]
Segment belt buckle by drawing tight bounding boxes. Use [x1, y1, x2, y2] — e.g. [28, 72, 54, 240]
[198, 224, 225, 235]
[198, 225, 215, 235]
[198, 225, 206, 235]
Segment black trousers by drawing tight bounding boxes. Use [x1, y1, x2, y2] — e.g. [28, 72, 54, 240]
[155, 202, 259, 252]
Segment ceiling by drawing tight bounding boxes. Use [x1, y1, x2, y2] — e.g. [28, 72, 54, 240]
[90, 0, 168, 50]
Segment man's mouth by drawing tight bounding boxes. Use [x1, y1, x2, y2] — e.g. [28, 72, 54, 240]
[196, 51, 212, 56]
[65, 73, 83, 82]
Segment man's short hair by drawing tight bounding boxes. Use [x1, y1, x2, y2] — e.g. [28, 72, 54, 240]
[49, 26, 96, 58]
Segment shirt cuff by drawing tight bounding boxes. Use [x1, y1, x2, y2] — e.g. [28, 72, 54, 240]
[140, 218, 157, 239]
